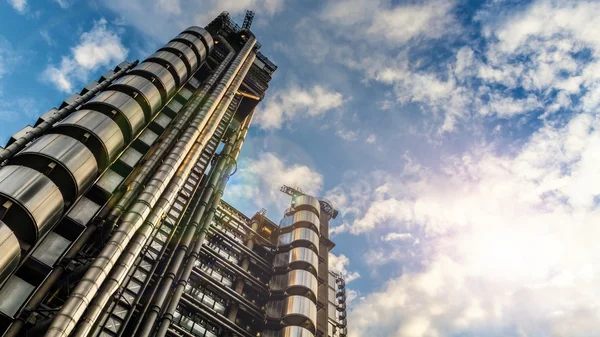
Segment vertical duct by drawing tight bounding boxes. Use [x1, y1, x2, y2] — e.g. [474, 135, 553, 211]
[134, 46, 256, 337]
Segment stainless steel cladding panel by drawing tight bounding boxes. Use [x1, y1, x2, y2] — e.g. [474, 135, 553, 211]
[291, 210, 320, 233]
[283, 295, 317, 332]
[53, 109, 125, 170]
[161, 41, 198, 74]
[278, 227, 319, 253]
[183, 26, 214, 52]
[294, 195, 320, 217]
[148, 50, 188, 86]
[109, 75, 163, 116]
[0, 220, 20, 286]
[275, 247, 319, 275]
[280, 326, 314, 337]
[271, 270, 318, 301]
[14, 134, 98, 201]
[173, 33, 207, 63]
[266, 300, 284, 319]
[131, 62, 177, 100]
[287, 270, 318, 298]
[86, 90, 146, 140]
[0, 166, 64, 245]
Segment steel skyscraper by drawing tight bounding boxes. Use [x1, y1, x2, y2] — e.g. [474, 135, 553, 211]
[0, 12, 348, 337]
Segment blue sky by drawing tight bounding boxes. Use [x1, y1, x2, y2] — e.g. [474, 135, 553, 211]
[2, 0, 600, 336]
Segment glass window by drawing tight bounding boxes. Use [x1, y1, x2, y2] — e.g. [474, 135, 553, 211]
[0, 276, 35, 316]
[32, 232, 70, 266]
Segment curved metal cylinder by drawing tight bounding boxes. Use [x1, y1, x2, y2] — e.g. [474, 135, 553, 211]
[160, 41, 198, 76]
[147, 50, 188, 87]
[0, 166, 64, 247]
[291, 210, 320, 233]
[130, 62, 177, 102]
[280, 326, 314, 337]
[183, 26, 214, 52]
[283, 296, 317, 333]
[12, 134, 98, 204]
[84, 90, 146, 142]
[173, 33, 207, 64]
[278, 227, 319, 253]
[294, 195, 320, 217]
[109, 74, 163, 117]
[51, 109, 125, 171]
[0, 61, 138, 165]
[0, 220, 20, 286]
[271, 270, 318, 303]
[274, 247, 319, 276]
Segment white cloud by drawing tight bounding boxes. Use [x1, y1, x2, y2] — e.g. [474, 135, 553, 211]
[321, 0, 457, 45]
[225, 152, 323, 215]
[7, 0, 26, 13]
[53, 0, 70, 8]
[39, 30, 55, 46]
[42, 18, 127, 93]
[310, 0, 600, 135]
[328, 253, 360, 283]
[0, 37, 18, 84]
[335, 108, 600, 336]
[0, 98, 38, 121]
[366, 134, 376, 144]
[382, 232, 413, 242]
[335, 128, 358, 142]
[101, 0, 283, 43]
[255, 85, 344, 129]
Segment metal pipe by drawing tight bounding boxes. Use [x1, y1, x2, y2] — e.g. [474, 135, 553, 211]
[103, 35, 236, 227]
[59, 37, 256, 337]
[135, 50, 256, 337]
[154, 110, 254, 337]
[126, 98, 239, 337]
[136, 131, 236, 337]
[0, 61, 138, 165]
[113, 41, 237, 337]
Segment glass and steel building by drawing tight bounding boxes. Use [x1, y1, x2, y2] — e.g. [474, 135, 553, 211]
[0, 12, 347, 337]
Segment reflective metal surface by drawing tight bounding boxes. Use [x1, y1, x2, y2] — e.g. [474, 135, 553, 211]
[161, 41, 198, 75]
[183, 26, 214, 53]
[291, 210, 320, 233]
[0, 61, 137, 164]
[278, 227, 319, 252]
[45, 34, 256, 337]
[173, 33, 207, 63]
[86, 90, 146, 141]
[0, 165, 64, 245]
[148, 50, 188, 86]
[131, 62, 177, 100]
[53, 109, 125, 170]
[294, 195, 320, 216]
[283, 295, 317, 333]
[274, 247, 319, 275]
[110, 74, 163, 116]
[0, 220, 20, 286]
[270, 270, 318, 302]
[15, 134, 98, 202]
[280, 326, 314, 337]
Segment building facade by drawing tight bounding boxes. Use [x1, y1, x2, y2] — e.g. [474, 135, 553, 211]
[0, 12, 347, 337]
